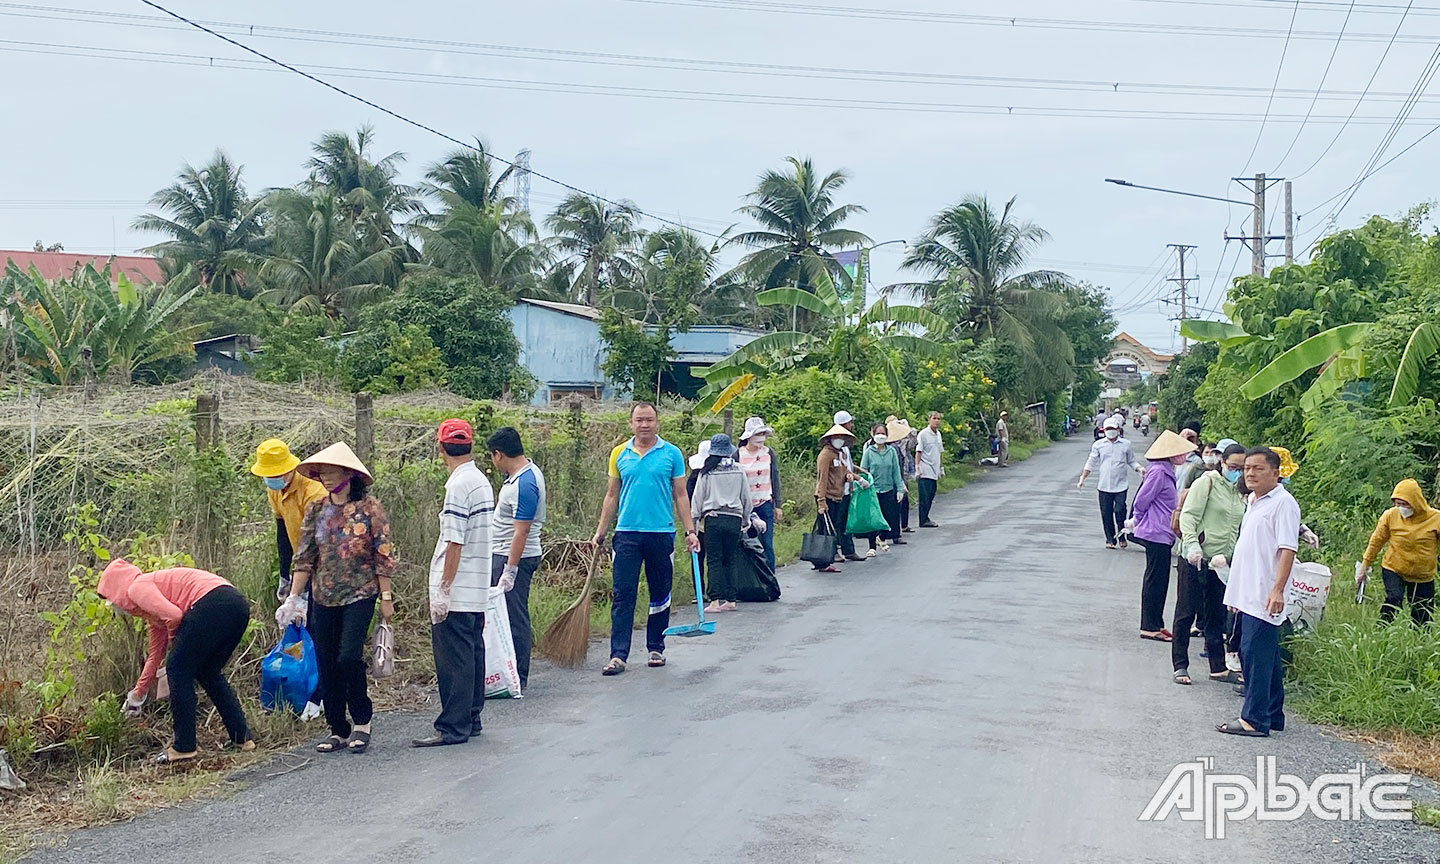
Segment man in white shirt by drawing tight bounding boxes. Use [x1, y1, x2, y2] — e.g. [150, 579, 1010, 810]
[486, 426, 545, 690]
[915, 411, 945, 528]
[995, 411, 1011, 468]
[415, 419, 494, 748]
[1217, 447, 1300, 737]
[1077, 415, 1144, 549]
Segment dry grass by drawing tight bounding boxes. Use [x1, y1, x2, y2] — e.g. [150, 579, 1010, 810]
[1343, 729, 1440, 781]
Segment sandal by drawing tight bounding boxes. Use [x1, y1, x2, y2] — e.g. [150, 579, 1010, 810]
[816, 565, 842, 573]
[602, 658, 626, 676]
[154, 748, 198, 766]
[1140, 631, 1173, 643]
[316, 734, 346, 753]
[648, 651, 666, 667]
[1209, 670, 1244, 685]
[1173, 670, 1192, 685]
[1216, 718, 1268, 737]
[347, 730, 371, 753]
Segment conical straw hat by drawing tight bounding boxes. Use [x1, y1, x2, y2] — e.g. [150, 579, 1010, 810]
[297, 441, 373, 483]
[1145, 429, 1197, 461]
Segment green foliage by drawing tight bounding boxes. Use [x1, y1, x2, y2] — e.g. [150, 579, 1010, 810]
[729, 368, 893, 459]
[1156, 341, 1216, 431]
[250, 314, 343, 384]
[168, 292, 277, 339]
[358, 272, 521, 399]
[598, 307, 673, 397]
[909, 352, 995, 449]
[342, 322, 447, 394]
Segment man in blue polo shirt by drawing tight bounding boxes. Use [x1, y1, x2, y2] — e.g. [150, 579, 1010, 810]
[592, 402, 700, 676]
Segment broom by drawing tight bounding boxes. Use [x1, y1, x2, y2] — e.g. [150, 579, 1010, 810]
[539, 546, 602, 667]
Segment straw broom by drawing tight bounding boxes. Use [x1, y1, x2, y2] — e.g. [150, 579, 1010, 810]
[539, 547, 602, 667]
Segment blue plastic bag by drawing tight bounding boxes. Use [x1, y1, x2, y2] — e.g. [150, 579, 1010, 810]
[260, 623, 319, 714]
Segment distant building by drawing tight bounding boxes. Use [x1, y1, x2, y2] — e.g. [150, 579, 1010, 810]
[192, 334, 259, 375]
[1, 250, 163, 284]
[506, 298, 765, 406]
[1101, 332, 1174, 388]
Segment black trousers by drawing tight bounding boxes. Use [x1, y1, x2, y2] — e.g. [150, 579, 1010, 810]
[702, 514, 742, 602]
[898, 483, 911, 530]
[831, 494, 856, 557]
[167, 585, 250, 753]
[868, 490, 901, 548]
[310, 595, 377, 739]
[491, 554, 539, 687]
[918, 478, 938, 524]
[1136, 537, 1172, 632]
[1098, 490, 1128, 544]
[1172, 562, 1227, 673]
[1380, 568, 1436, 625]
[431, 610, 485, 742]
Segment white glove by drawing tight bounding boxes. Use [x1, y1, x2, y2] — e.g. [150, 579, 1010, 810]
[430, 583, 451, 625]
[1076, 477, 1085, 490]
[275, 595, 308, 627]
[123, 690, 146, 719]
[1123, 518, 1136, 532]
[1210, 554, 1228, 569]
[1355, 561, 1367, 584]
[749, 515, 767, 535]
[1301, 526, 1320, 549]
[1186, 550, 1204, 567]
[499, 564, 518, 593]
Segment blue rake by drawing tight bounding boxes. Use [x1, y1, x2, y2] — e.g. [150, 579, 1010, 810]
[663, 550, 717, 637]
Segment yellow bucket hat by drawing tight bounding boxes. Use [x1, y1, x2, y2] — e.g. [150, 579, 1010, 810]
[250, 438, 301, 478]
[1269, 446, 1299, 478]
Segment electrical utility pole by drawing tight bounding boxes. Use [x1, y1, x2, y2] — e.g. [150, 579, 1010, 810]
[1284, 180, 1294, 264]
[1166, 244, 1196, 353]
[1224, 173, 1288, 277]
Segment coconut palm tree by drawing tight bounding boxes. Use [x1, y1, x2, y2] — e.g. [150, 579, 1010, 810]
[305, 126, 420, 273]
[133, 151, 266, 296]
[728, 156, 871, 324]
[900, 195, 1075, 392]
[544, 193, 644, 306]
[254, 189, 403, 320]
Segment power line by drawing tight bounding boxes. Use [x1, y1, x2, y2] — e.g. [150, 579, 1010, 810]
[132, 1, 731, 241]
[1242, 0, 1302, 172]
[1290, 0, 1416, 178]
[14, 39, 1440, 127]
[1268, 0, 1358, 173]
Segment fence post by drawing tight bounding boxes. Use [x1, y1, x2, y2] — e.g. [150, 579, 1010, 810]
[195, 393, 218, 451]
[723, 409, 733, 438]
[355, 392, 375, 467]
[193, 393, 223, 569]
[568, 399, 584, 524]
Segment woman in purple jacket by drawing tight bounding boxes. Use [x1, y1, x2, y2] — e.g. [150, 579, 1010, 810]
[1129, 431, 1199, 642]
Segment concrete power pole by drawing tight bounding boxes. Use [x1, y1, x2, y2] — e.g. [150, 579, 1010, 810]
[1167, 244, 1196, 353]
[1251, 172, 1266, 276]
[1284, 180, 1294, 264]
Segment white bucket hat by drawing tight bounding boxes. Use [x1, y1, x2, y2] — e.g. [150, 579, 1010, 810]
[833, 410, 853, 425]
[739, 416, 774, 443]
[689, 439, 712, 470]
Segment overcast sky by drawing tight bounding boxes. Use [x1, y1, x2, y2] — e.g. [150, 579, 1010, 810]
[4, 0, 1440, 354]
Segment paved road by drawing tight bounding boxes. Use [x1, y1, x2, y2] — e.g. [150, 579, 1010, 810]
[36, 438, 1440, 862]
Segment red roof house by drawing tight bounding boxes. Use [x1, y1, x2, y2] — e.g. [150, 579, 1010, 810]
[1, 250, 164, 284]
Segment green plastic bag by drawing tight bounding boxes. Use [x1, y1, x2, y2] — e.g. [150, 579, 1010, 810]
[846, 483, 890, 535]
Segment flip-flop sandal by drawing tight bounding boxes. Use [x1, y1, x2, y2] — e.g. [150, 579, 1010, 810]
[602, 658, 626, 676]
[1209, 670, 1244, 685]
[1216, 718, 1268, 737]
[347, 730, 371, 753]
[316, 734, 346, 753]
[154, 749, 198, 766]
[1140, 631, 1173, 642]
[648, 651, 666, 667]
[816, 565, 842, 573]
[1105, 543, 1117, 550]
[1173, 670, 1193, 685]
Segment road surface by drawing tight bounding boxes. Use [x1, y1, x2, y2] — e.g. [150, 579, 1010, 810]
[35, 438, 1440, 862]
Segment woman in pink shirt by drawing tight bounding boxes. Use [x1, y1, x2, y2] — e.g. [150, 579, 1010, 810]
[97, 559, 253, 765]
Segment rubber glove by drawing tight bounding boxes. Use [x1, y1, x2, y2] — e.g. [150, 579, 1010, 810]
[1186, 550, 1204, 567]
[1076, 477, 1085, 490]
[123, 690, 146, 719]
[749, 514, 767, 535]
[1123, 517, 1137, 532]
[275, 595, 307, 627]
[1354, 561, 1367, 584]
[429, 583, 451, 625]
[1301, 526, 1320, 549]
[1210, 554, 1228, 569]
[499, 564, 518, 593]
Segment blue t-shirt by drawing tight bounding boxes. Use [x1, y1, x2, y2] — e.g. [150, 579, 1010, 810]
[608, 436, 686, 533]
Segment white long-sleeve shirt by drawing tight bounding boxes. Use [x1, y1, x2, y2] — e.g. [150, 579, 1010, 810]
[1083, 437, 1143, 493]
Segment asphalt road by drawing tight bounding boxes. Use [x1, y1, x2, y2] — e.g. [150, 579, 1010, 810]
[35, 438, 1440, 863]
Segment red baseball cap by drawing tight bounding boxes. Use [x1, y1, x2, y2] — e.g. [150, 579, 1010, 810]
[437, 419, 473, 444]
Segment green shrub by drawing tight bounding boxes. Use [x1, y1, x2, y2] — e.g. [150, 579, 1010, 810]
[341, 322, 447, 394]
[731, 368, 894, 459]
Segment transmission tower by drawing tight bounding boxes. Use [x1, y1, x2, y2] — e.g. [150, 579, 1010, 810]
[514, 149, 531, 214]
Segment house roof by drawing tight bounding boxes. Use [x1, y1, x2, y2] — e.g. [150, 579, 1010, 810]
[517, 297, 602, 321]
[1113, 331, 1174, 362]
[1, 250, 163, 284]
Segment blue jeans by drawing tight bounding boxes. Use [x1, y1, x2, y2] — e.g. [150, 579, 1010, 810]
[1239, 612, 1285, 733]
[610, 531, 674, 662]
[754, 500, 776, 573]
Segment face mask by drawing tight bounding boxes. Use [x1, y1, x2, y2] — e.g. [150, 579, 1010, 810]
[873, 434, 888, 445]
[1398, 504, 1415, 519]
[263, 476, 287, 491]
[1203, 454, 1220, 467]
[328, 475, 352, 495]
[831, 438, 846, 449]
[1105, 430, 1119, 440]
[1224, 469, 1242, 483]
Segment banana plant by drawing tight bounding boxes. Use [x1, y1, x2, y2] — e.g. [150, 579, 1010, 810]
[1388, 321, 1440, 408]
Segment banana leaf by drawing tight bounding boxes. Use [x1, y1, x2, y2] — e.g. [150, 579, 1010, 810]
[1240, 323, 1374, 400]
[1299, 345, 1365, 414]
[1179, 319, 1253, 346]
[1388, 322, 1440, 408]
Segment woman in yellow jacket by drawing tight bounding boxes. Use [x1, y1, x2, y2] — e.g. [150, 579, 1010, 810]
[1358, 479, 1440, 625]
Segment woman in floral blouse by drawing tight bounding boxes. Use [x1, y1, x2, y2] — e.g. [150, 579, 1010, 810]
[277, 442, 397, 754]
